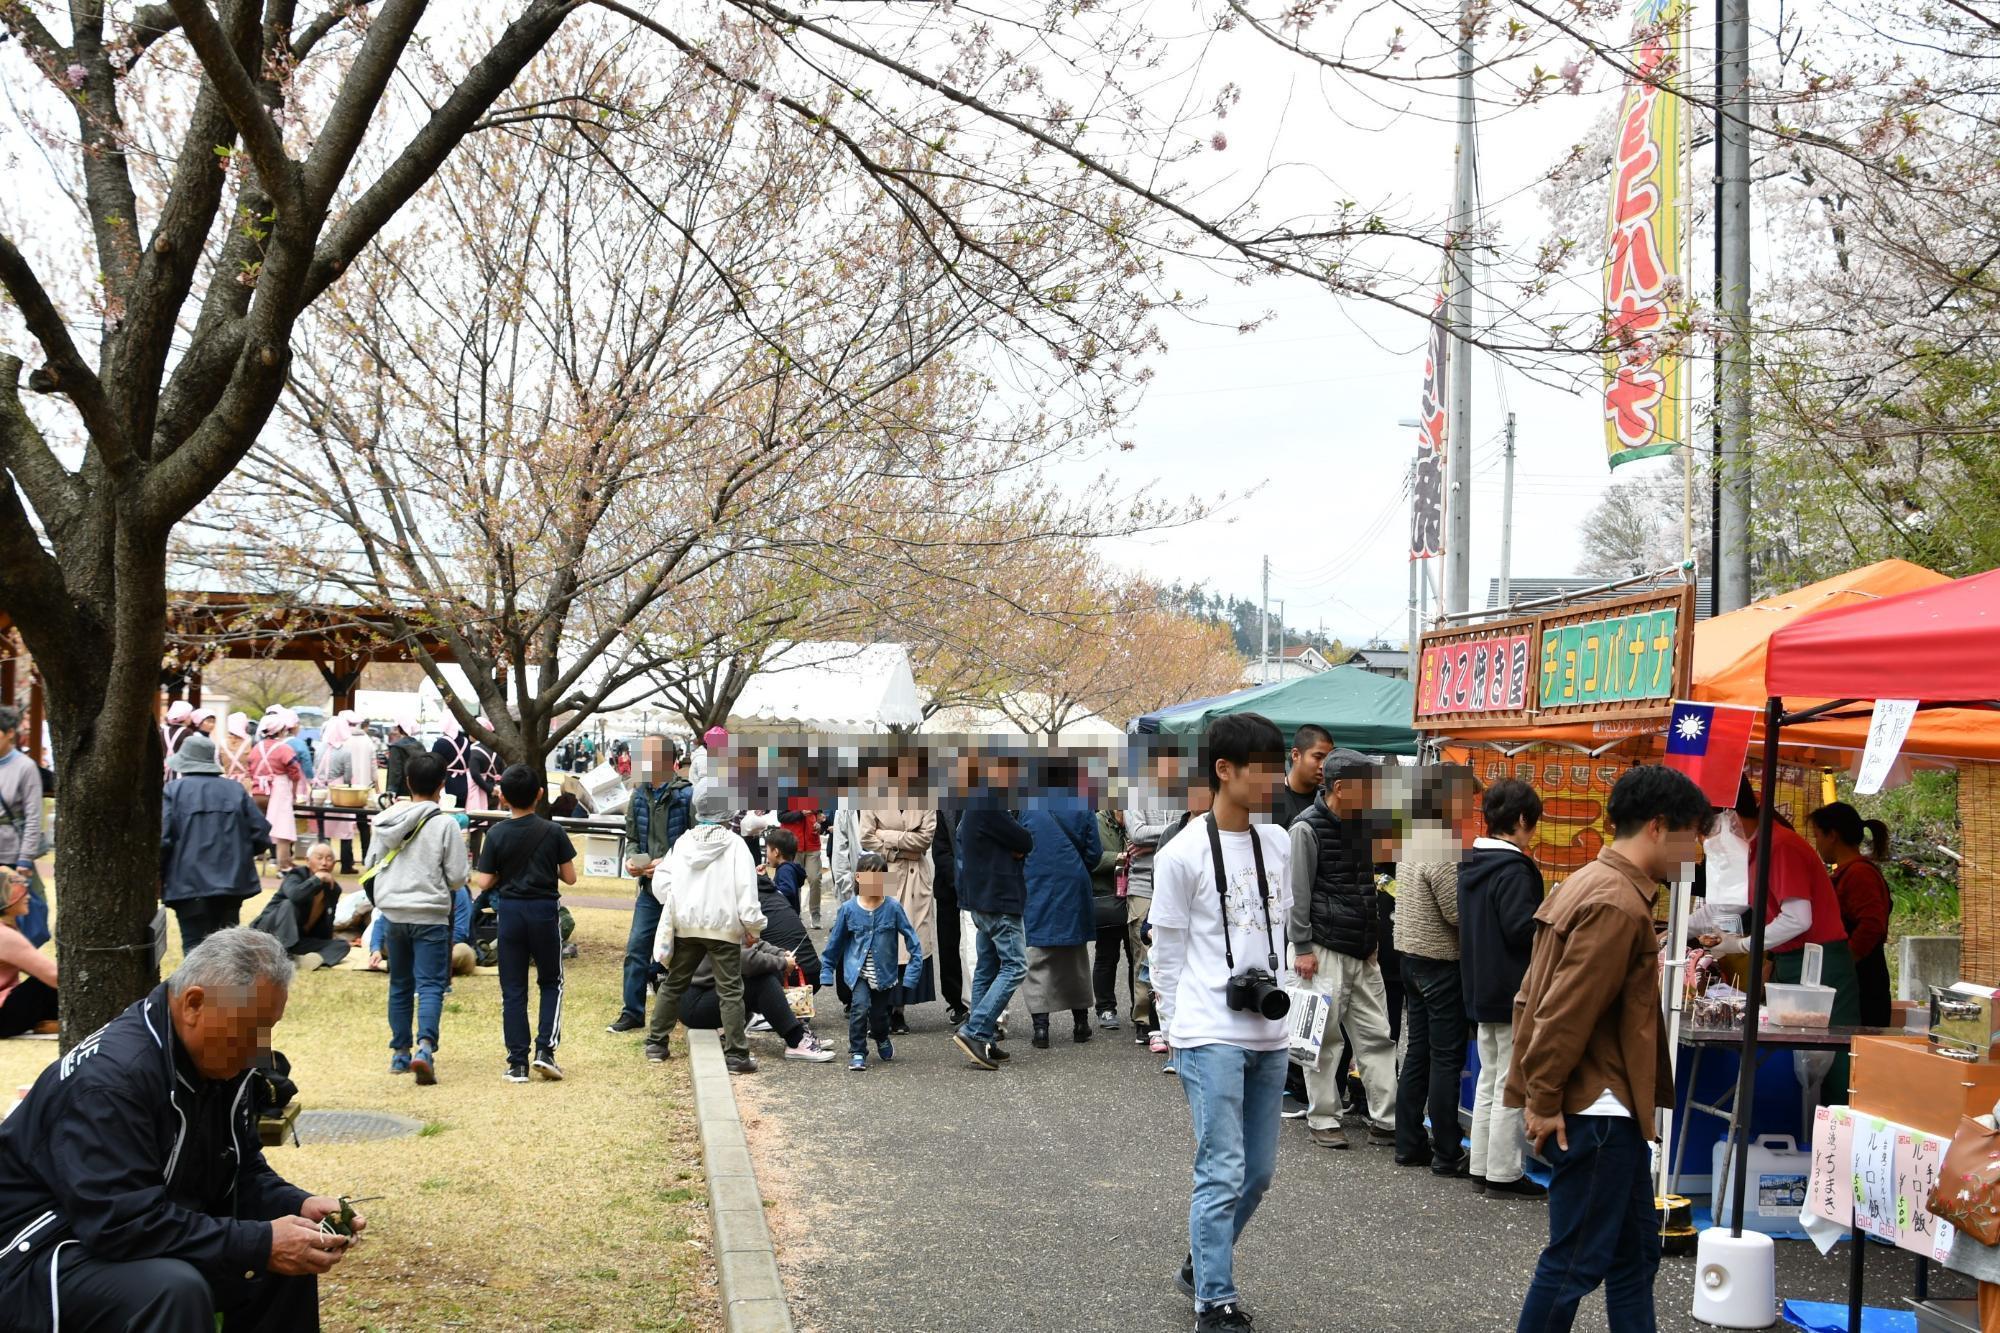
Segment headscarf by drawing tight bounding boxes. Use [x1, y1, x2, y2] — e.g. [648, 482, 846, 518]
[442, 715, 463, 741]
[258, 712, 288, 738]
[337, 708, 360, 727]
[189, 707, 217, 728]
[165, 701, 193, 724]
[226, 711, 251, 741]
[394, 714, 420, 740]
[703, 725, 729, 751]
[322, 716, 352, 749]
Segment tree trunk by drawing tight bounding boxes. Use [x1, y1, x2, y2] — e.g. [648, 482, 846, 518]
[22, 547, 173, 1049]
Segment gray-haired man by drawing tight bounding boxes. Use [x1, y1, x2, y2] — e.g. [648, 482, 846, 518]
[0, 929, 358, 1330]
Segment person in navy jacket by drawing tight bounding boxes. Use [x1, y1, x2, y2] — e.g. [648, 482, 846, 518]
[0, 929, 358, 1330]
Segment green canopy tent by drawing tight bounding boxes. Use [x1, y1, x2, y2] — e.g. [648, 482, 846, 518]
[1150, 665, 1418, 755]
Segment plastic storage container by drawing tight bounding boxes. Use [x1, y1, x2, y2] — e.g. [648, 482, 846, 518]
[1760, 981, 1835, 1029]
[1711, 1134, 1812, 1236]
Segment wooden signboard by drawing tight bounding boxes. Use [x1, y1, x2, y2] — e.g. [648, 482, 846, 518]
[1413, 583, 1694, 732]
[1412, 615, 1539, 731]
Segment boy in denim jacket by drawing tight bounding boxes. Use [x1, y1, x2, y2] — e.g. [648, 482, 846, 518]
[820, 853, 923, 1071]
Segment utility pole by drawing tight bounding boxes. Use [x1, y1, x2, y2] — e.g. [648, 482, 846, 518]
[1274, 600, 1287, 680]
[1407, 458, 1421, 678]
[1716, 0, 1753, 611]
[1498, 411, 1517, 607]
[1260, 555, 1271, 686]
[1446, 0, 1477, 614]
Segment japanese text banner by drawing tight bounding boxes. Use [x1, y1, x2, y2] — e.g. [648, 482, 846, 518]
[1603, 0, 1687, 468]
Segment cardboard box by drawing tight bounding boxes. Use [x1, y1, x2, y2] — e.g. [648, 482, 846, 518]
[1850, 1033, 2000, 1138]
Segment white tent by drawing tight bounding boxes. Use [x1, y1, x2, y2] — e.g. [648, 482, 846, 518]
[726, 642, 925, 732]
[920, 697, 1127, 743]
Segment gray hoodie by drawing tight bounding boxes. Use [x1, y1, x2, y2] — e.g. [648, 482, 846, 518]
[365, 799, 470, 925]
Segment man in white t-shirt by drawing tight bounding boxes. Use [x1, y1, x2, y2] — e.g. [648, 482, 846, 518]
[1150, 712, 1293, 1333]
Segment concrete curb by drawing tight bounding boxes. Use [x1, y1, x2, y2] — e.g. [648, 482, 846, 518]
[687, 1029, 794, 1333]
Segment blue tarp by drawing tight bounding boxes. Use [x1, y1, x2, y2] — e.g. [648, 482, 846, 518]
[1781, 1299, 1917, 1333]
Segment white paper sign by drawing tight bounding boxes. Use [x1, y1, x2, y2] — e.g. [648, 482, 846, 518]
[1855, 699, 1918, 796]
[1855, 1117, 1899, 1239]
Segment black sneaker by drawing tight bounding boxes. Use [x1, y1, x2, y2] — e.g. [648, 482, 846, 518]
[1097, 1007, 1120, 1031]
[889, 1011, 910, 1035]
[1071, 1016, 1093, 1044]
[1175, 1253, 1195, 1300]
[725, 1053, 758, 1075]
[1030, 1025, 1051, 1050]
[1196, 1303, 1254, 1331]
[532, 1052, 564, 1081]
[644, 1043, 671, 1064]
[989, 1041, 1011, 1062]
[1133, 1021, 1151, 1045]
[503, 1064, 529, 1084]
[953, 1031, 999, 1070]
[1485, 1174, 1548, 1198]
[946, 1004, 970, 1027]
[606, 1014, 644, 1033]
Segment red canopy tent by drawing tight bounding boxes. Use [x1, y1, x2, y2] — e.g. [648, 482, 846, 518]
[1766, 565, 2000, 703]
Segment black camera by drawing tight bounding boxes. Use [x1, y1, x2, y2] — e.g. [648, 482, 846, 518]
[1226, 967, 1290, 1020]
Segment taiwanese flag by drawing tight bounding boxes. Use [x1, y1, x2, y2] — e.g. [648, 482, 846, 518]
[1662, 701, 1759, 806]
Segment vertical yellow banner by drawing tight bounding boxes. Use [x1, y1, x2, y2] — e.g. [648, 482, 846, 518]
[1602, 0, 1687, 468]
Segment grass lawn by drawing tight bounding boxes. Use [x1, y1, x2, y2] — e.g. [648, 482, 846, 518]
[0, 867, 720, 1333]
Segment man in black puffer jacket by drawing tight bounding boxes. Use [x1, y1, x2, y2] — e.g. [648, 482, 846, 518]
[1286, 750, 1398, 1151]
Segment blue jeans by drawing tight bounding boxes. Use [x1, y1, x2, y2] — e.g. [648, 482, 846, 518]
[620, 881, 665, 1023]
[962, 911, 1027, 1043]
[1516, 1113, 1660, 1333]
[385, 921, 451, 1052]
[1176, 1042, 1288, 1311]
[848, 979, 893, 1053]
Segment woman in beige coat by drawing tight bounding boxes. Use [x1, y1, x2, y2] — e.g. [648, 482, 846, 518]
[860, 772, 937, 1031]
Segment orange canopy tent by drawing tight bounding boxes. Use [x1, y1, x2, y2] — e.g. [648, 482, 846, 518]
[1443, 559, 2000, 763]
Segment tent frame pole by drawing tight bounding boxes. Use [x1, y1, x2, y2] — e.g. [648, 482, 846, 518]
[1727, 694, 1784, 1238]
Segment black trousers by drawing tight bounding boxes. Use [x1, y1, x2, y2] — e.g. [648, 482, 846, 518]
[0, 975, 57, 1038]
[681, 974, 805, 1048]
[172, 898, 243, 956]
[1397, 955, 1468, 1168]
[54, 1252, 318, 1332]
[935, 886, 965, 1010]
[1091, 915, 1136, 1013]
[496, 897, 564, 1066]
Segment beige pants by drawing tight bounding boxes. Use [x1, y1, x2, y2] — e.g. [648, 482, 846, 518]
[1299, 945, 1397, 1132]
[802, 850, 826, 917]
[1125, 896, 1153, 1026]
[1470, 1021, 1526, 1183]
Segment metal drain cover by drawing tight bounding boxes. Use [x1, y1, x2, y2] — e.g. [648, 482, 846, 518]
[291, 1109, 425, 1144]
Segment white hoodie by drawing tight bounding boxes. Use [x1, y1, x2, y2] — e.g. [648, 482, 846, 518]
[651, 823, 766, 959]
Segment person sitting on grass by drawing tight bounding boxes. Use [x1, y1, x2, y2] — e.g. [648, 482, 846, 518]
[764, 827, 806, 914]
[645, 782, 767, 1075]
[249, 842, 351, 972]
[678, 937, 834, 1062]
[820, 853, 923, 1073]
[0, 867, 55, 1038]
[472, 764, 578, 1085]
[367, 753, 471, 1087]
[0, 929, 361, 1331]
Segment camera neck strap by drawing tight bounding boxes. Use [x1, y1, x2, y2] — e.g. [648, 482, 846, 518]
[1204, 812, 1278, 974]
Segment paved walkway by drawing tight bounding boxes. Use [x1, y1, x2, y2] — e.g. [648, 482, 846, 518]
[736, 990, 1970, 1333]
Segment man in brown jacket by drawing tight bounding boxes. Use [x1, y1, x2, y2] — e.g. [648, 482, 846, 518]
[1507, 765, 1712, 1333]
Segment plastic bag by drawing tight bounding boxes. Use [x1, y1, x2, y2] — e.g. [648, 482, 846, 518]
[1704, 810, 1752, 910]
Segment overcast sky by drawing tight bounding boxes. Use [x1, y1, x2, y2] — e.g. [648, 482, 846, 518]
[1084, 13, 1699, 650]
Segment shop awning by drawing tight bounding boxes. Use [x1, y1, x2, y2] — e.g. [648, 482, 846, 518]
[1766, 565, 2000, 703]
[1148, 665, 1419, 755]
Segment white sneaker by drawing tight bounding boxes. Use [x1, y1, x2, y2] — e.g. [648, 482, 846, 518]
[747, 1015, 773, 1034]
[784, 1032, 835, 1063]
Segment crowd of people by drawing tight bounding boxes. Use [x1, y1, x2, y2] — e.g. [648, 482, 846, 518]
[0, 695, 1913, 1332]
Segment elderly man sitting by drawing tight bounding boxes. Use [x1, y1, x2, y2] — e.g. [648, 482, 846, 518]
[0, 929, 361, 1330]
[249, 842, 351, 970]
